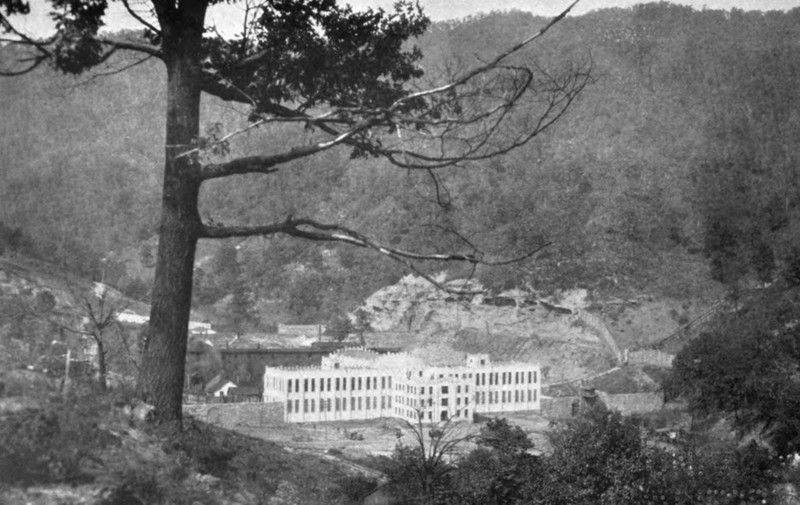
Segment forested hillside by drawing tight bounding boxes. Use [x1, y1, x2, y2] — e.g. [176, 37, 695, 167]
[2, 3, 799, 326]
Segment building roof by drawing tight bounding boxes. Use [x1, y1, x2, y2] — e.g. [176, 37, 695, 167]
[204, 374, 236, 394]
[229, 386, 261, 397]
[336, 348, 382, 361]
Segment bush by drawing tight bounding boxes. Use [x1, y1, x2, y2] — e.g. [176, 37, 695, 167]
[335, 475, 379, 503]
[0, 389, 117, 486]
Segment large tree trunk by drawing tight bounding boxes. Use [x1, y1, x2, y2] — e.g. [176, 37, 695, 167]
[136, 29, 204, 423]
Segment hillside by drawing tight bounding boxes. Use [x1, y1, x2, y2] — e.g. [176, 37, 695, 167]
[0, 384, 364, 505]
[2, 4, 799, 332]
[0, 254, 210, 380]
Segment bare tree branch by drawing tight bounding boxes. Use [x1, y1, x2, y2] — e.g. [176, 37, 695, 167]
[120, 0, 161, 36]
[197, 116, 380, 180]
[96, 36, 163, 59]
[200, 217, 550, 294]
[0, 54, 47, 75]
[68, 54, 155, 88]
[195, 1, 589, 176]
[391, 0, 580, 108]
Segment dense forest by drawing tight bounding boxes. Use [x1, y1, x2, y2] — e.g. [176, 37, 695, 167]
[2, 3, 799, 326]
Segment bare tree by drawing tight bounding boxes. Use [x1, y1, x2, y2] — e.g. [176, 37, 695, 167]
[67, 285, 136, 390]
[1, 0, 590, 423]
[390, 406, 476, 505]
[1, 283, 137, 389]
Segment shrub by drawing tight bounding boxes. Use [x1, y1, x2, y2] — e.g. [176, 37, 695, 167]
[0, 389, 116, 486]
[335, 475, 379, 503]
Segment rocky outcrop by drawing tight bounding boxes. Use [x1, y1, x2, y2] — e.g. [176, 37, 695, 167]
[357, 276, 618, 382]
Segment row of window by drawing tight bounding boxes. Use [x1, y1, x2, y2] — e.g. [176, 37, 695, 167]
[286, 395, 393, 414]
[396, 395, 471, 408]
[284, 375, 392, 394]
[475, 389, 537, 405]
[414, 370, 474, 380]
[277, 370, 536, 395]
[475, 370, 537, 387]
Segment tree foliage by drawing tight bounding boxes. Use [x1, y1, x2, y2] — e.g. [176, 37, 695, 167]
[386, 409, 784, 505]
[668, 284, 800, 455]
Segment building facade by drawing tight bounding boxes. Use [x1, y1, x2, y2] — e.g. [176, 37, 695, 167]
[263, 349, 540, 423]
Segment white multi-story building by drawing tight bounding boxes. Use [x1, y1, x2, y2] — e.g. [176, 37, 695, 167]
[263, 348, 540, 424]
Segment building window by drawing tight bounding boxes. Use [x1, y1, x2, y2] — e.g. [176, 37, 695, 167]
[534, 390, 537, 401]
[456, 397, 461, 406]
[335, 398, 340, 411]
[457, 385, 461, 394]
[327, 378, 331, 391]
[335, 378, 340, 391]
[515, 390, 519, 402]
[358, 397, 362, 410]
[358, 377, 362, 390]
[351, 397, 356, 410]
[304, 379, 308, 392]
[287, 400, 293, 413]
[533, 371, 537, 383]
[441, 386, 449, 394]
[294, 399, 299, 412]
[528, 371, 532, 383]
[388, 397, 392, 408]
[303, 399, 308, 412]
[366, 377, 371, 390]
[288, 380, 293, 393]
[442, 398, 449, 406]
[351, 377, 356, 390]
[382, 377, 386, 389]
[388, 377, 392, 388]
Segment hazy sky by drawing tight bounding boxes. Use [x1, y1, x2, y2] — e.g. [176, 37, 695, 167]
[346, 0, 797, 19]
[12, 0, 799, 37]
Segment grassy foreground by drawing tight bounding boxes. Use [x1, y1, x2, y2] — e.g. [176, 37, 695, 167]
[0, 376, 371, 505]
